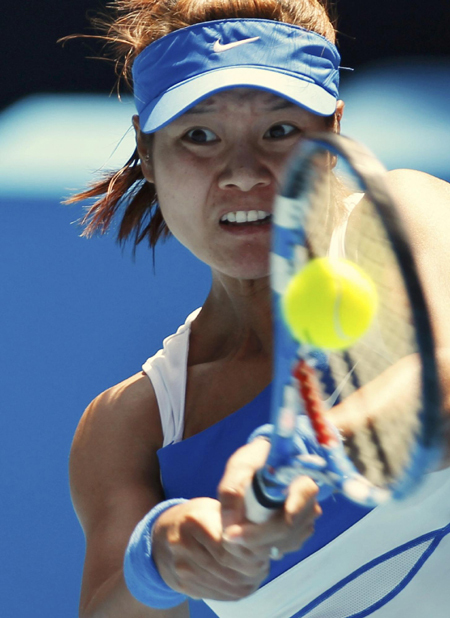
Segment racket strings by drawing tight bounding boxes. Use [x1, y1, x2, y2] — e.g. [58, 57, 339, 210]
[298, 155, 424, 490]
[343, 428, 388, 486]
[315, 360, 339, 401]
[340, 201, 421, 485]
[335, 371, 421, 486]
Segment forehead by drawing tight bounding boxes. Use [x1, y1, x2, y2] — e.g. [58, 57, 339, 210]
[183, 88, 298, 115]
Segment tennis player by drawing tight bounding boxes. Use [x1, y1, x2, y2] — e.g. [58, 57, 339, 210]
[68, 1, 450, 617]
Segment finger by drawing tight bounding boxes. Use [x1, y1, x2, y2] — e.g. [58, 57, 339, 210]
[284, 475, 321, 526]
[222, 477, 321, 555]
[223, 476, 319, 545]
[175, 538, 269, 597]
[221, 534, 268, 562]
[218, 438, 271, 528]
[193, 528, 267, 573]
[175, 552, 263, 601]
[153, 497, 268, 599]
[180, 569, 264, 602]
[183, 506, 269, 575]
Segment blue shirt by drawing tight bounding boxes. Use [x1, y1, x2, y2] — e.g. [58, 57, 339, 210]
[157, 385, 372, 617]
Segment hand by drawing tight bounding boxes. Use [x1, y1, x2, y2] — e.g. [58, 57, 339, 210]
[218, 438, 322, 561]
[151, 497, 271, 601]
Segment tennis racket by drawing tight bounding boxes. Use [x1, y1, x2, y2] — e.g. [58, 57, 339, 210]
[246, 133, 443, 523]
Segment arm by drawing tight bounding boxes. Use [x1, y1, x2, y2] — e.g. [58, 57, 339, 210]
[388, 170, 450, 454]
[71, 372, 189, 618]
[332, 170, 450, 456]
[387, 170, 450, 422]
[71, 372, 280, 616]
[386, 169, 450, 352]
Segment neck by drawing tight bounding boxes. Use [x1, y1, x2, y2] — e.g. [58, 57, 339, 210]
[190, 271, 273, 363]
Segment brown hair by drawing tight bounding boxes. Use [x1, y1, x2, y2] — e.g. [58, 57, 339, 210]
[67, 0, 338, 248]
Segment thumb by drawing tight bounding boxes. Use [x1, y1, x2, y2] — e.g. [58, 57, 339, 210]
[218, 438, 271, 529]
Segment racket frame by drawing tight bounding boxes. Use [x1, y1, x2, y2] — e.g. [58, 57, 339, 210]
[247, 133, 443, 521]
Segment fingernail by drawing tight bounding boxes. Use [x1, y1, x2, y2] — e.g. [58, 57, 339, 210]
[223, 525, 244, 544]
[221, 509, 234, 528]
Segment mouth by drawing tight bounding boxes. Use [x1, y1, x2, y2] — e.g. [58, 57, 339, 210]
[219, 210, 272, 226]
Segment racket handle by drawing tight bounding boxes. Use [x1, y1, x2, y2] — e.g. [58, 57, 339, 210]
[245, 471, 286, 523]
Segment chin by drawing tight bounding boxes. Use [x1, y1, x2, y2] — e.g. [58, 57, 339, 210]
[205, 242, 271, 281]
[221, 260, 270, 281]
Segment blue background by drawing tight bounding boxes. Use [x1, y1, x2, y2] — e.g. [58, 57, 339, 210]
[0, 60, 449, 617]
[0, 196, 210, 617]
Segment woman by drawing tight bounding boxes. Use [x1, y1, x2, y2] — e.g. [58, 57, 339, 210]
[68, 1, 450, 617]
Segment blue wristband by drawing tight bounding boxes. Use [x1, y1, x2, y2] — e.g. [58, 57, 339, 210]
[123, 498, 188, 609]
[247, 423, 274, 443]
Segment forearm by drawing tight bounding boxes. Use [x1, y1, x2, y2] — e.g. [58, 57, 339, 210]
[81, 568, 189, 618]
[436, 348, 450, 467]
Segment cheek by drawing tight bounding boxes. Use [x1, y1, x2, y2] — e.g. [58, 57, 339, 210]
[153, 167, 205, 247]
[270, 142, 302, 182]
[153, 150, 215, 227]
[154, 147, 208, 197]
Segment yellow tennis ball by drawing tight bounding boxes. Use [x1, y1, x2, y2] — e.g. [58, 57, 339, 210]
[282, 257, 378, 350]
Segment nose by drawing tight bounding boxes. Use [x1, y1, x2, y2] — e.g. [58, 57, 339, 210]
[217, 144, 272, 192]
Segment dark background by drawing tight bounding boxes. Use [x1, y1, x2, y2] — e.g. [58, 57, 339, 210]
[3, 0, 450, 112]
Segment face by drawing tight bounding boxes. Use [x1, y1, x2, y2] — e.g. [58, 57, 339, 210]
[135, 89, 343, 281]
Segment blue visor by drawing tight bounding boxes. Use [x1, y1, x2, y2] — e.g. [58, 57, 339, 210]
[133, 19, 341, 133]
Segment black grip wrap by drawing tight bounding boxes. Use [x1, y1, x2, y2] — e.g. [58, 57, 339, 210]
[252, 469, 286, 511]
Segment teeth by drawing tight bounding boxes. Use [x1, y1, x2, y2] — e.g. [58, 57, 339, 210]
[220, 210, 271, 224]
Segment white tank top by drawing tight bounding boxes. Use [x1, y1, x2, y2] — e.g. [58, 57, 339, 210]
[142, 308, 200, 447]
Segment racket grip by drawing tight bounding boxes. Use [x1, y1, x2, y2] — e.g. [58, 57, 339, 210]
[245, 471, 286, 523]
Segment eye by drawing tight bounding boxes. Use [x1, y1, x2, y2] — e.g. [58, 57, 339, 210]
[264, 123, 298, 140]
[184, 127, 218, 144]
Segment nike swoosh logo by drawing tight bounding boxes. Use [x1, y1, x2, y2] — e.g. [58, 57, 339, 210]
[323, 364, 358, 408]
[213, 37, 260, 53]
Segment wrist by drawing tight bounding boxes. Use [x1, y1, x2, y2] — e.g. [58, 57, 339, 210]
[124, 498, 188, 609]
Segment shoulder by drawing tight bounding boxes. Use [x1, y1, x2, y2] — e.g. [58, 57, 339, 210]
[349, 169, 450, 347]
[386, 170, 450, 347]
[386, 168, 449, 191]
[385, 169, 450, 233]
[349, 168, 450, 251]
[70, 372, 164, 533]
[383, 168, 450, 262]
[73, 372, 163, 455]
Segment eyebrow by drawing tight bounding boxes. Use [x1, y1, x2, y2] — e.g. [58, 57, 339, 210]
[268, 99, 297, 111]
[183, 96, 297, 116]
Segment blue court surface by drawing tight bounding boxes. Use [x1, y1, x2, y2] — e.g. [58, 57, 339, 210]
[0, 60, 448, 617]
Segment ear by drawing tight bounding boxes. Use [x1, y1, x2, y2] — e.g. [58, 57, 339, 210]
[335, 100, 345, 133]
[329, 101, 345, 169]
[133, 115, 155, 183]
